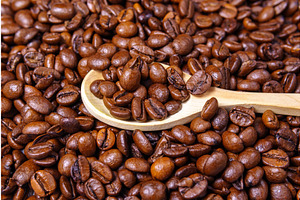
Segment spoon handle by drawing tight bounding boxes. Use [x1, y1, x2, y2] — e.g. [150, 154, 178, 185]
[189, 87, 300, 116]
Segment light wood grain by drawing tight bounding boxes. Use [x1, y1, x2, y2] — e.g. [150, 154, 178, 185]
[81, 64, 300, 131]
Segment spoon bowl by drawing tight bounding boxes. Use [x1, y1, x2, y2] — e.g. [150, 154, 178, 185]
[81, 63, 300, 131]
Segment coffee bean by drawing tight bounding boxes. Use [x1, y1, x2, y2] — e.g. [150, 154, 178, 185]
[26, 96, 54, 115]
[178, 173, 208, 199]
[84, 178, 105, 200]
[172, 34, 194, 55]
[71, 155, 90, 183]
[148, 83, 169, 103]
[2, 80, 24, 100]
[91, 160, 113, 184]
[116, 22, 137, 38]
[96, 128, 116, 151]
[249, 31, 275, 43]
[87, 53, 110, 71]
[263, 166, 287, 183]
[78, 132, 96, 157]
[50, 3, 75, 20]
[151, 157, 174, 181]
[140, 180, 167, 200]
[56, 87, 80, 106]
[132, 129, 153, 156]
[201, 97, 218, 121]
[119, 58, 141, 92]
[245, 166, 264, 187]
[145, 98, 168, 120]
[131, 97, 147, 122]
[165, 100, 182, 115]
[229, 106, 255, 127]
[99, 149, 123, 170]
[12, 160, 41, 186]
[31, 170, 57, 197]
[262, 149, 290, 168]
[125, 158, 150, 173]
[270, 183, 292, 200]
[275, 128, 297, 151]
[196, 149, 227, 176]
[238, 147, 261, 169]
[130, 44, 155, 63]
[186, 70, 212, 95]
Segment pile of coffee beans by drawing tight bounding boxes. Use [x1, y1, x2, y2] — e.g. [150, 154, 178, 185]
[1, 0, 300, 199]
[2, 93, 300, 199]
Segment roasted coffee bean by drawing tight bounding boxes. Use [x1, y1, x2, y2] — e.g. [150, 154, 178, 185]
[165, 100, 182, 115]
[116, 22, 137, 38]
[98, 81, 118, 98]
[91, 160, 113, 184]
[56, 87, 80, 106]
[190, 117, 211, 134]
[147, 33, 170, 49]
[71, 155, 90, 183]
[87, 53, 110, 71]
[58, 154, 77, 177]
[119, 59, 141, 92]
[112, 91, 134, 107]
[90, 80, 103, 99]
[145, 98, 168, 120]
[238, 147, 261, 169]
[178, 173, 208, 199]
[118, 168, 136, 188]
[211, 108, 229, 131]
[130, 44, 155, 64]
[262, 149, 290, 168]
[275, 128, 297, 151]
[196, 149, 227, 176]
[59, 49, 78, 69]
[2, 80, 24, 100]
[171, 125, 196, 145]
[222, 160, 244, 183]
[12, 159, 41, 186]
[125, 158, 150, 173]
[140, 180, 167, 200]
[222, 131, 244, 153]
[31, 170, 57, 197]
[132, 129, 153, 156]
[197, 131, 222, 146]
[245, 166, 264, 187]
[229, 106, 255, 127]
[172, 34, 194, 55]
[270, 183, 292, 200]
[131, 97, 147, 122]
[96, 128, 116, 151]
[199, 98, 218, 121]
[148, 83, 169, 103]
[84, 178, 105, 200]
[151, 157, 174, 181]
[186, 70, 212, 95]
[99, 149, 123, 170]
[263, 166, 287, 183]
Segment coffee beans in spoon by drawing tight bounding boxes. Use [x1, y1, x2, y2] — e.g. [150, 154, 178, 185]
[90, 59, 213, 121]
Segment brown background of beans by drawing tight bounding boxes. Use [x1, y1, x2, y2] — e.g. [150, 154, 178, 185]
[1, 0, 300, 199]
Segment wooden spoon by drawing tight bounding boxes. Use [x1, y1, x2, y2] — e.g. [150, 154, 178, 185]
[81, 63, 300, 131]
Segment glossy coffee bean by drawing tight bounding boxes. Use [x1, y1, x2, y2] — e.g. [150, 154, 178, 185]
[151, 157, 175, 181]
[186, 70, 212, 95]
[140, 180, 167, 200]
[31, 170, 57, 197]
